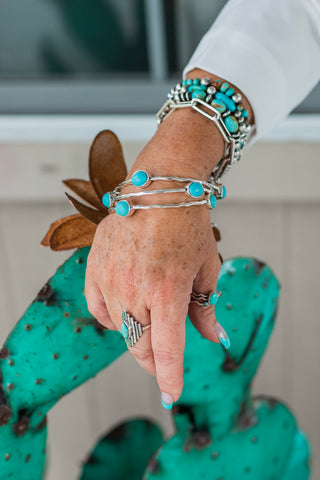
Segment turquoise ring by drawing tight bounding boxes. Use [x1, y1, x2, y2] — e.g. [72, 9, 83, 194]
[121, 311, 151, 348]
[190, 290, 222, 307]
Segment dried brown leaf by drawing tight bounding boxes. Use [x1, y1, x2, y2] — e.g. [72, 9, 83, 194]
[66, 193, 107, 225]
[63, 179, 102, 210]
[89, 130, 127, 199]
[212, 226, 221, 242]
[50, 215, 97, 251]
[41, 215, 80, 247]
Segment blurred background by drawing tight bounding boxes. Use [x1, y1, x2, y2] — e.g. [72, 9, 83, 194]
[0, 0, 319, 478]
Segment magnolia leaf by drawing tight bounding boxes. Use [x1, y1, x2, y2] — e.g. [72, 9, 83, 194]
[89, 130, 127, 199]
[50, 215, 97, 251]
[63, 179, 102, 210]
[66, 193, 107, 225]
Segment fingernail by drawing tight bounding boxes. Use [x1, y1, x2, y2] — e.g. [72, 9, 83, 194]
[215, 322, 231, 350]
[161, 392, 174, 410]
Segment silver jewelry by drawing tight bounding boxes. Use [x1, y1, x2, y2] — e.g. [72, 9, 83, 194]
[102, 171, 226, 216]
[190, 290, 222, 307]
[156, 78, 253, 182]
[114, 173, 222, 196]
[121, 311, 151, 348]
[109, 197, 216, 217]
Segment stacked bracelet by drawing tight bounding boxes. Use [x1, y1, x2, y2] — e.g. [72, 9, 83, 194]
[156, 77, 252, 182]
[102, 170, 226, 217]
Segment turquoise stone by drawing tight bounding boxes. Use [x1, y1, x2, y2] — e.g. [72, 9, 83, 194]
[182, 80, 188, 86]
[220, 82, 229, 93]
[224, 115, 239, 133]
[188, 182, 204, 198]
[193, 78, 200, 85]
[221, 186, 227, 199]
[120, 322, 129, 339]
[237, 104, 244, 111]
[209, 291, 219, 305]
[115, 200, 130, 217]
[242, 109, 249, 118]
[215, 92, 236, 112]
[209, 194, 217, 209]
[226, 88, 235, 97]
[132, 170, 148, 187]
[102, 192, 112, 208]
[191, 90, 206, 100]
[186, 79, 193, 86]
[211, 99, 226, 113]
[188, 85, 206, 92]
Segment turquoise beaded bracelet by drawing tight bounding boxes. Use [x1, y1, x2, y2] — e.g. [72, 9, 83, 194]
[156, 77, 252, 182]
[102, 170, 226, 218]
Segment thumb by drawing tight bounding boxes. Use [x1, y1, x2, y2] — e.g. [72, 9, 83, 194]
[188, 250, 230, 349]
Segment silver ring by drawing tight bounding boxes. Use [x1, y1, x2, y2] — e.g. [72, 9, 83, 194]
[121, 311, 151, 348]
[190, 290, 222, 307]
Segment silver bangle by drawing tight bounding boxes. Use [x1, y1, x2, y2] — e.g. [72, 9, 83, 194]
[115, 173, 222, 195]
[156, 77, 253, 182]
[102, 170, 226, 218]
[109, 197, 215, 217]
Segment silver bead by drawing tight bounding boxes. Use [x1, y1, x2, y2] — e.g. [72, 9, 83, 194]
[174, 94, 180, 102]
[167, 92, 174, 99]
[206, 95, 214, 103]
[207, 86, 216, 95]
[170, 88, 175, 95]
[232, 93, 242, 103]
[238, 117, 244, 123]
[176, 83, 182, 91]
[222, 110, 231, 117]
[234, 111, 242, 118]
[239, 124, 250, 133]
[181, 86, 187, 93]
[200, 77, 211, 86]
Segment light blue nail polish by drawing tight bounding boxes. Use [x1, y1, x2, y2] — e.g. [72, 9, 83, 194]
[219, 335, 231, 350]
[161, 392, 173, 410]
[161, 399, 173, 410]
[215, 323, 231, 350]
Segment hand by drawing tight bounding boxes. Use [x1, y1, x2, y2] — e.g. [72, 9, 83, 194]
[85, 192, 222, 404]
[85, 69, 253, 407]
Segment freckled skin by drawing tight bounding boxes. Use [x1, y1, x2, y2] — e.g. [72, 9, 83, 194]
[85, 68, 253, 401]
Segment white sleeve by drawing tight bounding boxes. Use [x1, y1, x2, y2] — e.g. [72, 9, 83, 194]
[183, 0, 320, 141]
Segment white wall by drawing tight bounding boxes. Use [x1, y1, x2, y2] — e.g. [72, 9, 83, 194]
[0, 117, 319, 479]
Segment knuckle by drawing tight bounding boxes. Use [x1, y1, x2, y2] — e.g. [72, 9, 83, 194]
[154, 348, 181, 367]
[132, 346, 153, 363]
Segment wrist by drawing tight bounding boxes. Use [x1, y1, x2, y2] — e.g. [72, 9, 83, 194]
[129, 107, 224, 181]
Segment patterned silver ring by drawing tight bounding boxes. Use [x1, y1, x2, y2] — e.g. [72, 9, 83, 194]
[121, 311, 151, 348]
[190, 290, 222, 307]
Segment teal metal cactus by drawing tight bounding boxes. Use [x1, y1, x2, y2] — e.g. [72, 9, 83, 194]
[0, 251, 311, 479]
[143, 258, 311, 480]
[0, 247, 126, 479]
[80, 419, 164, 480]
[79, 258, 312, 480]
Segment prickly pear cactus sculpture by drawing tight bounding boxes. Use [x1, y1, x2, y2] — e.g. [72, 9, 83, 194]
[80, 419, 164, 480]
[0, 248, 126, 479]
[79, 259, 311, 480]
[0, 131, 311, 479]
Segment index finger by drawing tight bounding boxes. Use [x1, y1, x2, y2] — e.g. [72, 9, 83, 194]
[150, 288, 190, 409]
